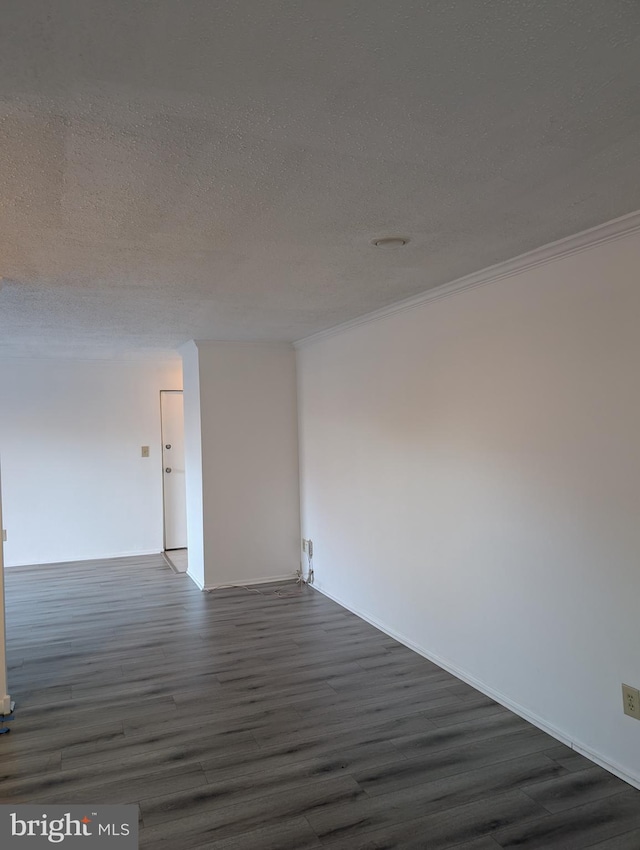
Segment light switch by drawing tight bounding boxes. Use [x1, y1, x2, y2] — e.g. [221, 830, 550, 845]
[141, 446, 150, 457]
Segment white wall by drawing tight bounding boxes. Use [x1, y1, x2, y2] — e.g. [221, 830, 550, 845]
[297, 227, 640, 788]
[0, 358, 182, 566]
[182, 341, 300, 588]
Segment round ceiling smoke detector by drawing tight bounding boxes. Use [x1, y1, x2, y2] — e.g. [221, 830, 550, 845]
[372, 236, 409, 249]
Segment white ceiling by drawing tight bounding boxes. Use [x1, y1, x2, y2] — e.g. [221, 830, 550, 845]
[1, 1, 639, 359]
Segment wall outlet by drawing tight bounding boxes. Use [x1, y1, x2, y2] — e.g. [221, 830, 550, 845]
[2, 529, 6, 542]
[622, 683, 640, 719]
[141, 446, 150, 457]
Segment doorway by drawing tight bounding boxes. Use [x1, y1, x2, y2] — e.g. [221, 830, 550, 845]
[160, 391, 187, 569]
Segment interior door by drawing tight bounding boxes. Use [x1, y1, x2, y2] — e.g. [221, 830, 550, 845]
[0, 461, 11, 715]
[160, 391, 187, 550]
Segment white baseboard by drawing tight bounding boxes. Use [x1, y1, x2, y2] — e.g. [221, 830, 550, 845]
[5, 549, 162, 568]
[186, 570, 205, 590]
[203, 572, 299, 591]
[312, 582, 640, 792]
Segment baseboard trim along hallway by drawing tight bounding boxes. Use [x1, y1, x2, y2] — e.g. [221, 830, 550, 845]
[2, 554, 640, 849]
[312, 582, 640, 793]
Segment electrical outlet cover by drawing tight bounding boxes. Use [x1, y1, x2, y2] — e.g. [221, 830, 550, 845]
[622, 683, 640, 719]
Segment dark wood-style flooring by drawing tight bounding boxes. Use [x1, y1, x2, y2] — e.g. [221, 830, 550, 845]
[2, 554, 640, 849]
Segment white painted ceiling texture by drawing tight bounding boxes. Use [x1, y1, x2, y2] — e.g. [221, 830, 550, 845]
[1, 1, 640, 358]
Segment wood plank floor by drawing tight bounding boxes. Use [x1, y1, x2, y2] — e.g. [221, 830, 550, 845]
[2, 554, 640, 849]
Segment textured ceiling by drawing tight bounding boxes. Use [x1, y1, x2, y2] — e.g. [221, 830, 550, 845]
[1, 1, 640, 359]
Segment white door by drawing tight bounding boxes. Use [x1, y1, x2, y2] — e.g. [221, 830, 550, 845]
[0, 461, 11, 715]
[160, 391, 187, 550]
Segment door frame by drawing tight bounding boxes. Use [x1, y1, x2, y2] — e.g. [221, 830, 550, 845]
[0, 461, 11, 715]
[160, 390, 187, 552]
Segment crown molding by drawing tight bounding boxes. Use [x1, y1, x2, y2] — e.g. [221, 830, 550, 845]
[190, 340, 294, 350]
[294, 208, 640, 350]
